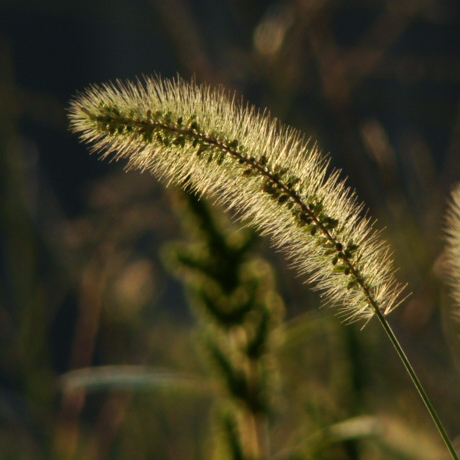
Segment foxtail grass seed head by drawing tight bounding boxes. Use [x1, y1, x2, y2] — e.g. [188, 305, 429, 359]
[444, 184, 460, 317]
[69, 75, 406, 323]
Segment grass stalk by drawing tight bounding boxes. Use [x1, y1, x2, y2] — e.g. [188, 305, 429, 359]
[373, 308, 459, 460]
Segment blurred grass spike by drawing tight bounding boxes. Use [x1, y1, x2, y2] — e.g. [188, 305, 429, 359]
[444, 183, 460, 318]
[164, 190, 282, 459]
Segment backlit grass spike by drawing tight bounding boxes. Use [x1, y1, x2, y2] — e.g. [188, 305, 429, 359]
[69, 74, 405, 324]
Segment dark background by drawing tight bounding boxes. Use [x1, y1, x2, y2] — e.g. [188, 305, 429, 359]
[1, 1, 460, 459]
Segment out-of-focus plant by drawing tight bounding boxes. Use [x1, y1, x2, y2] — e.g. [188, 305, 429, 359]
[164, 190, 284, 459]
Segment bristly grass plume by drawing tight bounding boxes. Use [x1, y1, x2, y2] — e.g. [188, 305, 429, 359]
[444, 184, 460, 318]
[68, 75, 405, 324]
[69, 75, 460, 460]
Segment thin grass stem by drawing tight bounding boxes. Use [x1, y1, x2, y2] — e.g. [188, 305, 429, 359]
[373, 308, 459, 460]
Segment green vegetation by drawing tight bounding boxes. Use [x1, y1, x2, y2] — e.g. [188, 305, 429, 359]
[2, 2, 460, 459]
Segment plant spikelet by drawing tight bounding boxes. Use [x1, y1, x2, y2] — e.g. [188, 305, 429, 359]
[444, 184, 460, 318]
[68, 75, 405, 323]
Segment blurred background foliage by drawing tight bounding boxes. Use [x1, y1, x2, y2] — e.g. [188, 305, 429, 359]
[1, 0, 460, 458]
